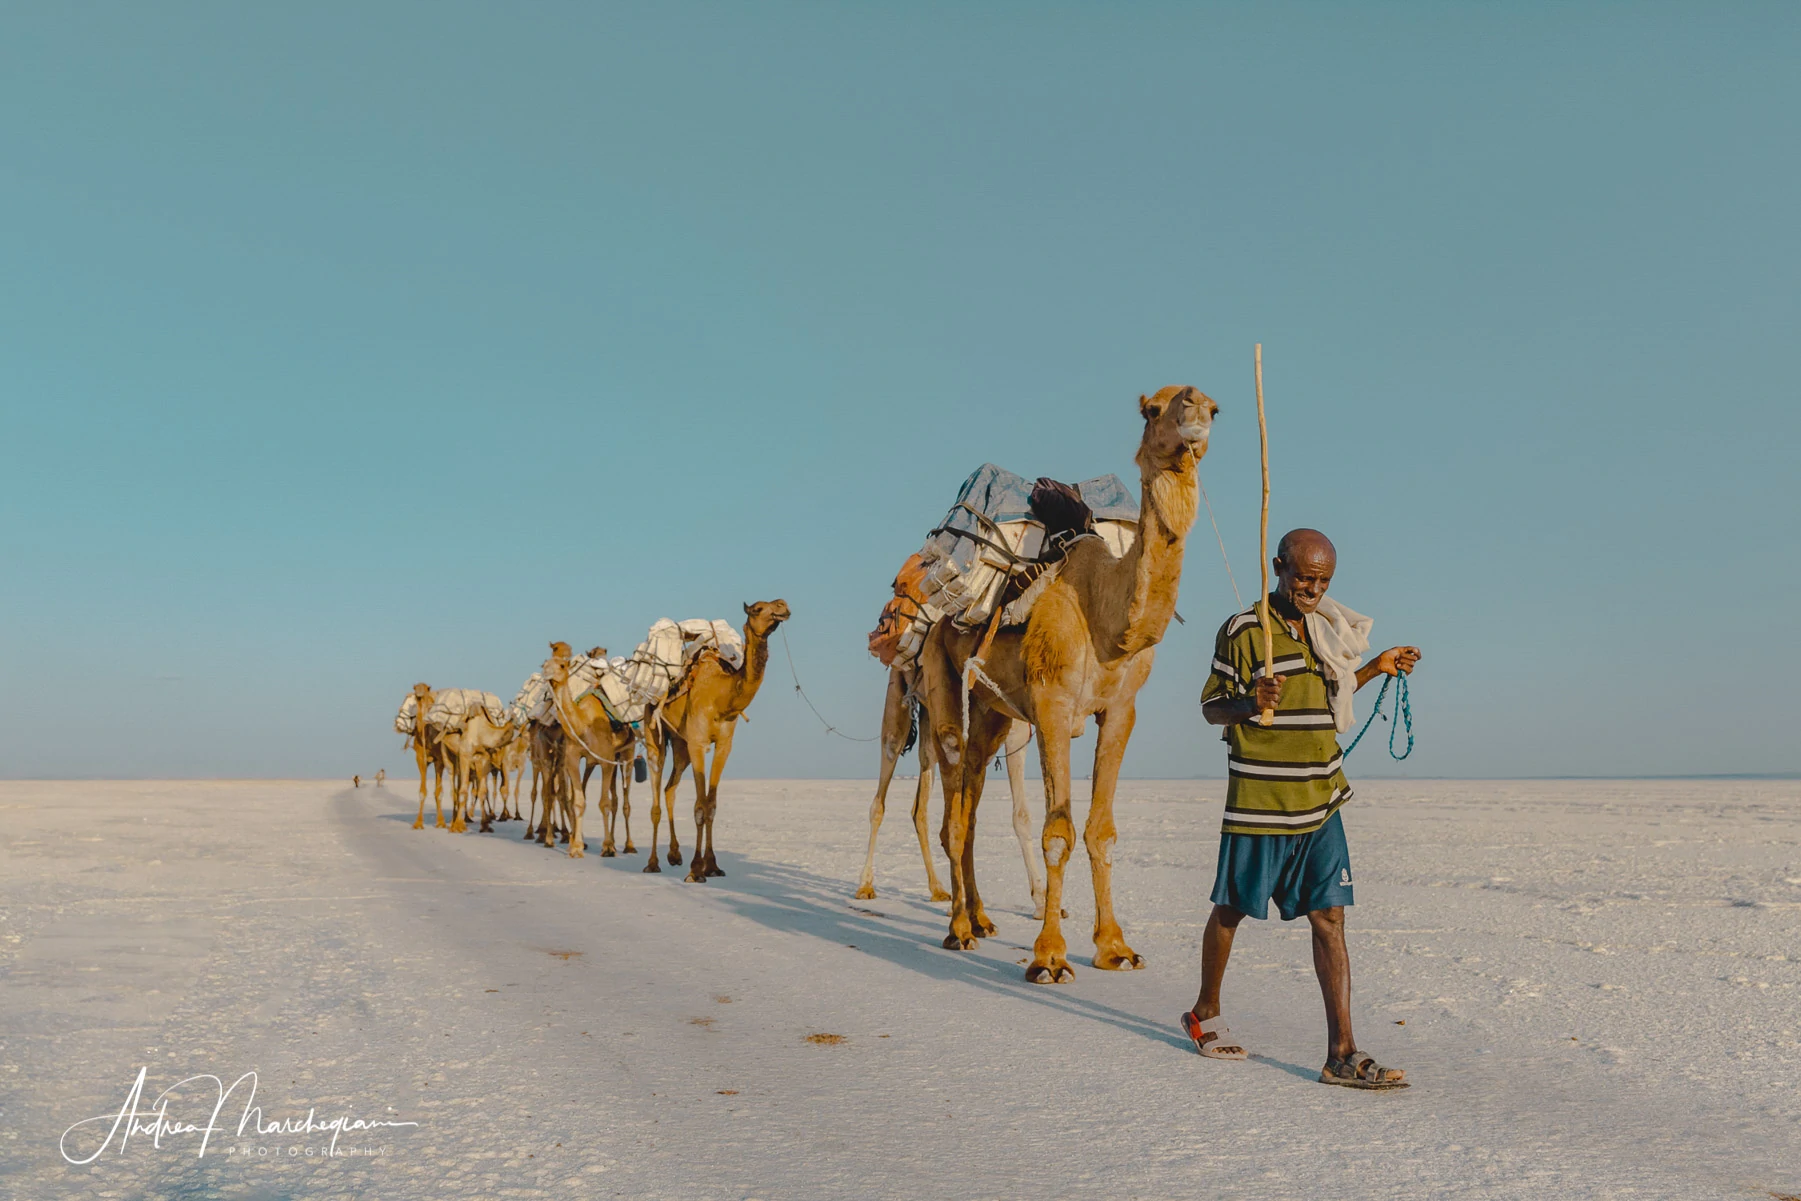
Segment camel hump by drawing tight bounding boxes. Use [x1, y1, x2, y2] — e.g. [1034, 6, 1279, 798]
[1029, 478, 1095, 543]
[426, 689, 508, 732]
[912, 463, 1142, 631]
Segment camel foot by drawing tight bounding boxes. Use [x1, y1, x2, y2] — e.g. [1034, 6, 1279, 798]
[412, 819, 424, 830]
[434, 819, 447, 830]
[704, 865, 724, 878]
[523, 830, 535, 841]
[479, 821, 493, 833]
[1093, 948, 1146, 971]
[623, 843, 636, 854]
[942, 932, 979, 952]
[1026, 960, 1077, 985]
[684, 869, 707, 884]
[449, 821, 466, 834]
[667, 849, 683, 866]
[929, 888, 951, 903]
[567, 846, 585, 859]
[599, 847, 616, 858]
[970, 914, 998, 939]
[854, 885, 876, 901]
[643, 858, 661, 874]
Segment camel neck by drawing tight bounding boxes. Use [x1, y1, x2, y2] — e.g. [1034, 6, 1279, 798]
[733, 629, 772, 707]
[1117, 460, 1197, 655]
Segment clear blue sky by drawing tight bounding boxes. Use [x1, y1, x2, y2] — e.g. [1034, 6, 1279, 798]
[3, 3, 1797, 779]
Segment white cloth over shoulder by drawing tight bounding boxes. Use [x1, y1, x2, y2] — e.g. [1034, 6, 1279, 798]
[1304, 597, 1373, 733]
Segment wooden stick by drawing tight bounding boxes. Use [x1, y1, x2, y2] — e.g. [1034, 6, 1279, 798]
[1256, 344, 1275, 727]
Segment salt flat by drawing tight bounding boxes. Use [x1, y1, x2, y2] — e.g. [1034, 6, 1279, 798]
[0, 778, 1797, 1200]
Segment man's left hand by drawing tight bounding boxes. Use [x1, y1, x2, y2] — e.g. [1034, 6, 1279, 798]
[1374, 646, 1421, 676]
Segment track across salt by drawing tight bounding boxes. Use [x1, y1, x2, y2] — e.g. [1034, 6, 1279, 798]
[0, 778, 1797, 1199]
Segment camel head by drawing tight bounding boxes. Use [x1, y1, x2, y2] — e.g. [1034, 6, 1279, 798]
[542, 652, 571, 687]
[742, 598, 792, 638]
[412, 682, 434, 704]
[585, 646, 608, 660]
[1135, 385, 1217, 476]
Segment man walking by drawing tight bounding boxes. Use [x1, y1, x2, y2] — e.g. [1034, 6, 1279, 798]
[1184, 528, 1420, 1089]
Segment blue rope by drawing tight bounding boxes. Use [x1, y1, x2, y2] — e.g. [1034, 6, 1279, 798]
[1342, 672, 1414, 760]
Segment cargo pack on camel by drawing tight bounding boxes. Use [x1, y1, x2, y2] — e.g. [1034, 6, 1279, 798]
[581, 619, 745, 726]
[872, 462, 1140, 671]
[424, 688, 511, 732]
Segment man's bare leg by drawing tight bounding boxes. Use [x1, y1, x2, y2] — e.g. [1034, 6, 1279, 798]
[1308, 906, 1355, 1061]
[1308, 905, 1403, 1082]
[1189, 903, 1246, 1055]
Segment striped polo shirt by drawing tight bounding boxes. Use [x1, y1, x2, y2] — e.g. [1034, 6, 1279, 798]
[1200, 598, 1352, 836]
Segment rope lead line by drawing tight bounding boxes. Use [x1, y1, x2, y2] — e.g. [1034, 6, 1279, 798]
[1342, 672, 1415, 760]
[780, 629, 879, 743]
[1197, 474, 1242, 610]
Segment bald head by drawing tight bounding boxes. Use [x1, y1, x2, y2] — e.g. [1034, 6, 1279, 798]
[1276, 528, 1336, 568]
[1273, 528, 1336, 615]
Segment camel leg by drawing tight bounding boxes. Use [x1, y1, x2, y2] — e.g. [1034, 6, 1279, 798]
[560, 741, 586, 858]
[535, 765, 555, 846]
[547, 767, 568, 846]
[683, 738, 712, 883]
[911, 738, 949, 901]
[413, 741, 428, 829]
[662, 738, 690, 866]
[524, 764, 540, 840]
[448, 749, 471, 833]
[641, 726, 671, 873]
[1086, 703, 1143, 971]
[856, 671, 911, 900]
[478, 763, 495, 832]
[925, 646, 979, 950]
[1004, 720, 1050, 920]
[432, 756, 447, 829]
[958, 714, 1007, 939]
[620, 751, 636, 855]
[1027, 710, 1078, 984]
[598, 762, 618, 857]
[701, 723, 734, 877]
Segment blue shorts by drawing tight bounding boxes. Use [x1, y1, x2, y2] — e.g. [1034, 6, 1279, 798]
[1209, 810, 1354, 921]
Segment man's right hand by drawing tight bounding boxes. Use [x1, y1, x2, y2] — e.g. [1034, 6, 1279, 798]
[1254, 674, 1285, 715]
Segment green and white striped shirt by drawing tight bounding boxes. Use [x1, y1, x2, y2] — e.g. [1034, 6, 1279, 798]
[1200, 599, 1353, 836]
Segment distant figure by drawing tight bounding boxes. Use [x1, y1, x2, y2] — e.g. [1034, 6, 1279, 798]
[353, 775, 362, 788]
[375, 769, 386, 786]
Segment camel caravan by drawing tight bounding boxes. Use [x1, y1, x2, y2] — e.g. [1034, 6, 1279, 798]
[395, 604, 792, 883]
[389, 386, 1214, 983]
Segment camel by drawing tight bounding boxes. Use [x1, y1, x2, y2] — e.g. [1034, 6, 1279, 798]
[855, 660, 1048, 917]
[494, 736, 528, 821]
[525, 719, 568, 844]
[543, 643, 638, 859]
[641, 600, 791, 881]
[919, 385, 1216, 982]
[438, 702, 517, 834]
[405, 683, 452, 829]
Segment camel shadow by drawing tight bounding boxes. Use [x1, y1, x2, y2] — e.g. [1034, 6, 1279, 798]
[639, 851, 1312, 1070]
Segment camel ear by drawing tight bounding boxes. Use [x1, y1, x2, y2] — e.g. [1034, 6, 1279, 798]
[743, 602, 753, 615]
[1139, 393, 1165, 419]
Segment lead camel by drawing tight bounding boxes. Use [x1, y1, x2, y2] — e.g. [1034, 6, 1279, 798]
[919, 386, 1215, 981]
